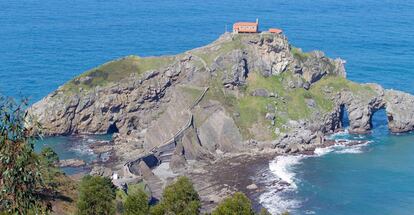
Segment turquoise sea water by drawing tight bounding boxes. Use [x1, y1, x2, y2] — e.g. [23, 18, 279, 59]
[1, 0, 413, 214]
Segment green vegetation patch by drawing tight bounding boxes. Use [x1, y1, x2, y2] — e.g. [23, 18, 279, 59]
[290, 46, 311, 62]
[245, 72, 315, 120]
[61, 55, 175, 94]
[194, 34, 245, 66]
[178, 85, 204, 103]
[311, 75, 376, 97]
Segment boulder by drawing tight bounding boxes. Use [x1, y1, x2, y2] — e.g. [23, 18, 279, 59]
[384, 90, 414, 133]
[90, 166, 112, 177]
[59, 159, 86, 168]
[246, 183, 258, 190]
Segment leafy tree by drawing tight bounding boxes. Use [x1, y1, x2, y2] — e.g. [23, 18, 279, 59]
[40, 147, 59, 165]
[212, 192, 254, 215]
[76, 175, 116, 215]
[38, 147, 62, 193]
[150, 176, 201, 215]
[0, 97, 50, 214]
[124, 189, 149, 215]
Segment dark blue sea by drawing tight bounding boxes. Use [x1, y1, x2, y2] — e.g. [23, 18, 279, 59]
[1, 0, 414, 214]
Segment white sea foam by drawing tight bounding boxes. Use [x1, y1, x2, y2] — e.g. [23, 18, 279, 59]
[260, 155, 303, 214]
[327, 129, 349, 139]
[314, 147, 334, 156]
[269, 155, 303, 188]
[263, 156, 302, 214]
[70, 137, 95, 156]
[260, 130, 372, 214]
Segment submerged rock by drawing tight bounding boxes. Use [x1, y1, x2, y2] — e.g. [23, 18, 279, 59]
[59, 159, 86, 168]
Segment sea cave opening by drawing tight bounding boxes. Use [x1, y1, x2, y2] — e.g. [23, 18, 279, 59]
[370, 108, 388, 134]
[339, 104, 350, 128]
[107, 122, 119, 134]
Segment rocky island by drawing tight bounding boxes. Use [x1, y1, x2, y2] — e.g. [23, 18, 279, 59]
[29, 32, 414, 211]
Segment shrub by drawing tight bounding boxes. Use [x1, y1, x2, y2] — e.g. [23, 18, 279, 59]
[150, 176, 201, 215]
[76, 175, 116, 215]
[0, 97, 51, 214]
[258, 208, 272, 215]
[40, 147, 59, 165]
[212, 192, 254, 215]
[124, 189, 149, 215]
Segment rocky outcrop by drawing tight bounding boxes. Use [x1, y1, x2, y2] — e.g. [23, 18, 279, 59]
[337, 84, 385, 134]
[59, 159, 86, 168]
[29, 32, 414, 174]
[384, 90, 414, 133]
[212, 49, 249, 88]
[29, 55, 193, 136]
[197, 108, 244, 153]
[294, 50, 346, 84]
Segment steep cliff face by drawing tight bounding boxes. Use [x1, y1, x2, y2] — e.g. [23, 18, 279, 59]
[29, 33, 414, 166]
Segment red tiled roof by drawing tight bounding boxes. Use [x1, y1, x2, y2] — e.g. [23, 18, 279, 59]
[233, 22, 258, 27]
[269, 28, 283, 34]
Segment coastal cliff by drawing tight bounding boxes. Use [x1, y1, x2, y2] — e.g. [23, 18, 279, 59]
[29, 32, 414, 169]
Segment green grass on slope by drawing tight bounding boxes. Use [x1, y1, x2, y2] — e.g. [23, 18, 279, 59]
[290, 46, 311, 62]
[193, 34, 245, 66]
[116, 182, 149, 201]
[203, 70, 376, 140]
[178, 85, 203, 103]
[311, 75, 376, 97]
[61, 55, 175, 94]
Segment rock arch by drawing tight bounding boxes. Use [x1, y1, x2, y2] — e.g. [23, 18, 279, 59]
[107, 122, 119, 134]
[336, 88, 414, 134]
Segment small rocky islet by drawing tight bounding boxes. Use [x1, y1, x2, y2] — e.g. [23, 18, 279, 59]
[28, 32, 414, 210]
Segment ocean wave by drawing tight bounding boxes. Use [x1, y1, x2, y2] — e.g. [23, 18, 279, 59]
[69, 137, 95, 156]
[269, 155, 304, 188]
[328, 129, 349, 139]
[260, 134, 372, 214]
[260, 155, 304, 214]
[314, 147, 334, 156]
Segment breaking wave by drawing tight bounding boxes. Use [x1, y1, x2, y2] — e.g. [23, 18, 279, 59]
[259, 130, 370, 214]
[69, 136, 96, 157]
[259, 155, 303, 214]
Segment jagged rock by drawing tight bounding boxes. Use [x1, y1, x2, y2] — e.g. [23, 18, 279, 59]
[27, 32, 414, 172]
[90, 166, 112, 177]
[170, 154, 187, 170]
[138, 161, 154, 178]
[385, 90, 414, 133]
[338, 84, 385, 134]
[198, 108, 243, 153]
[59, 159, 85, 168]
[265, 113, 276, 121]
[246, 183, 258, 190]
[294, 50, 346, 84]
[213, 49, 248, 87]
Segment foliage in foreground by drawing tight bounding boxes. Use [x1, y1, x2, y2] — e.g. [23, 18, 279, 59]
[150, 176, 201, 215]
[123, 189, 149, 215]
[212, 192, 255, 215]
[0, 97, 51, 214]
[76, 175, 117, 215]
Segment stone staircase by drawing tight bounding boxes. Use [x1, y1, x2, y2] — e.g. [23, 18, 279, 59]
[120, 87, 210, 199]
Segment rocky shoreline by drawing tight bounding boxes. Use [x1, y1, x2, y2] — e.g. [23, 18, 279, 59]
[186, 137, 370, 212]
[27, 32, 414, 213]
